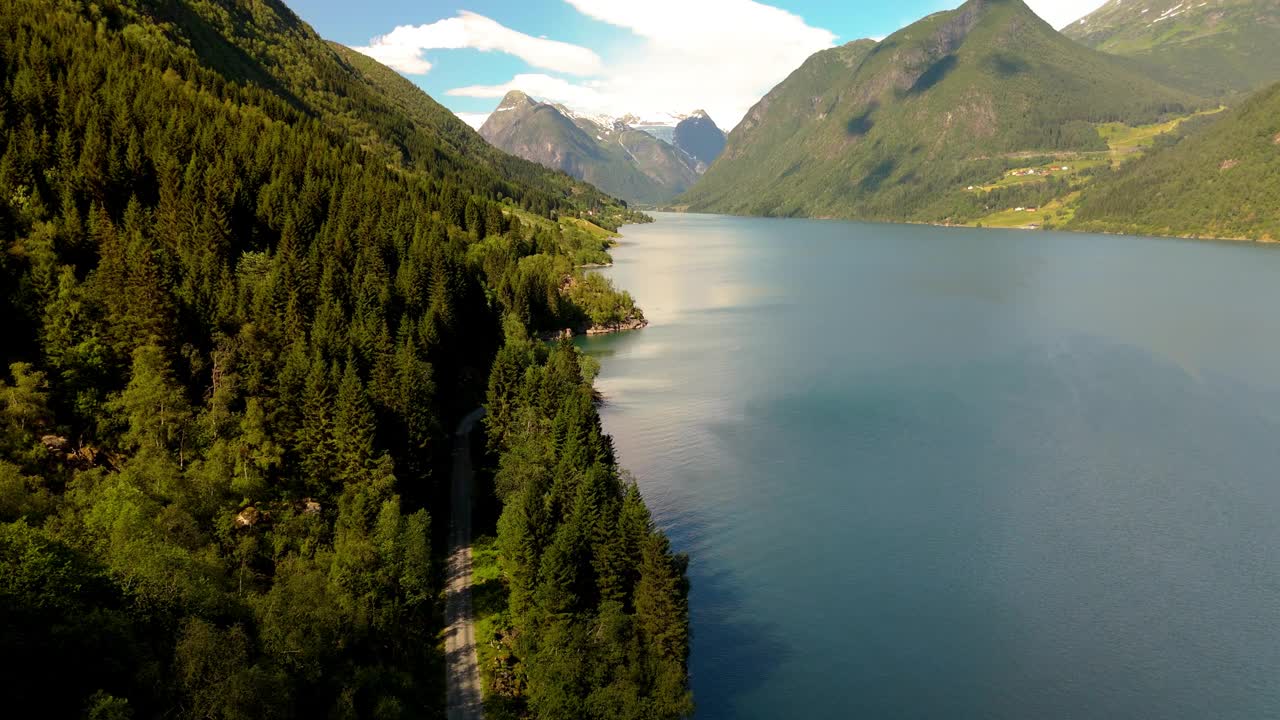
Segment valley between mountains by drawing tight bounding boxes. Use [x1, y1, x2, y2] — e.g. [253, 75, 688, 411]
[483, 0, 1280, 241]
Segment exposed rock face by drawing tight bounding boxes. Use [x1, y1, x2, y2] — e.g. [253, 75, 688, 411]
[479, 92, 720, 204]
[536, 317, 649, 342]
[479, 91, 601, 180]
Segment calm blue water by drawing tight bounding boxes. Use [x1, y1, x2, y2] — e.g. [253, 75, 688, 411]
[579, 213, 1280, 720]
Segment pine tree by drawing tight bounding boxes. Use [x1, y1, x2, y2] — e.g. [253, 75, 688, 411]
[634, 532, 690, 663]
[109, 344, 192, 461]
[297, 355, 337, 495]
[333, 360, 376, 487]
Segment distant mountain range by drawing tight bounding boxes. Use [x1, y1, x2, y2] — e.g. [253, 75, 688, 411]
[463, 0, 1280, 240]
[480, 92, 725, 205]
[1063, 0, 1280, 98]
[680, 0, 1204, 222]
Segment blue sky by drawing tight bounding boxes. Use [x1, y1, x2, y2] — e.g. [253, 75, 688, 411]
[289, 0, 1108, 130]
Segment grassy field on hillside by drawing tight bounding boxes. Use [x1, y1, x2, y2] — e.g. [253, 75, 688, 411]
[965, 108, 1223, 229]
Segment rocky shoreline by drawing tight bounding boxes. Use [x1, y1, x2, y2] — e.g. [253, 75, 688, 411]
[539, 317, 649, 341]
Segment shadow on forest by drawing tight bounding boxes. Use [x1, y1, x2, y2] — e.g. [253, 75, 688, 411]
[908, 54, 958, 94]
[846, 101, 879, 137]
[152, 0, 307, 112]
[986, 52, 1029, 78]
[858, 158, 898, 192]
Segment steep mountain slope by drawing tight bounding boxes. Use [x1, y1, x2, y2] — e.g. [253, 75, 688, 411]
[681, 0, 1204, 222]
[1068, 81, 1280, 240]
[480, 92, 678, 204]
[328, 45, 631, 218]
[627, 111, 727, 169]
[1063, 0, 1280, 97]
[129, 0, 627, 219]
[480, 93, 709, 204]
[674, 112, 728, 168]
[0, 0, 688, 717]
[618, 127, 701, 191]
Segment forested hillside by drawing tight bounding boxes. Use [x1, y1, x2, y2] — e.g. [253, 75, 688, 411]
[1068, 82, 1280, 241]
[1063, 0, 1280, 98]
[475, 331, 693, 719]
[680, 0, 1203, 222]
[0, 0, 685, 717]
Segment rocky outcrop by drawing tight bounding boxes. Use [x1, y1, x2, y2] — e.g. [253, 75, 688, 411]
[584, 317, 648, 335]
[536, 317, 649, 341]
[235, 506, 264, 528]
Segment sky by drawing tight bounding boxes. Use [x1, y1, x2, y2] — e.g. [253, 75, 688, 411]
[289, 0, 1110, 132]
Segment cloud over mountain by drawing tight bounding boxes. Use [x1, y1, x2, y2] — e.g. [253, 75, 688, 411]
[352, 11, 602, 76]
[448, 0, 835, 129]
[1025, 0, 1108, 28]
[359, 0, 1107, 131]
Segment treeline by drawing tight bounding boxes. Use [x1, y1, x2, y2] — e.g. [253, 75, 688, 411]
[0, 0, 679, 717]
[467, 223, 643, 334]
[481, 329, 692, 719]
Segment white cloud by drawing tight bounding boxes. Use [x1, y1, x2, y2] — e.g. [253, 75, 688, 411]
[1025, 0, 1109, 29]
[452, 0, 836, 131]
[395, 1, 1107, 134]
[352, 11, 603, 76]
[453, 111, 492, 130]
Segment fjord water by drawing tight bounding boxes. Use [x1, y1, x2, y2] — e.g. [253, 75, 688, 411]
[579, 213, 1280, 719]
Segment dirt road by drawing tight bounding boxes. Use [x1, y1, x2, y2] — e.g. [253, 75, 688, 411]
[445, 408, 486, 720]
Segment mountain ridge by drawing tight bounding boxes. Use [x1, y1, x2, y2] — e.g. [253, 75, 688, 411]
[680, 0, 1204, 222]
[480, 92, 725, 204]
[1063, 0, 1280, 97]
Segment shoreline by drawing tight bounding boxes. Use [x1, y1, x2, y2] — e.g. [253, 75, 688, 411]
[536, 318, 648, 343]
[653, 208, 1278, 246]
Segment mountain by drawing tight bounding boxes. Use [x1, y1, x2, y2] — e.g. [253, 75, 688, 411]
[480, 93, 721, 204]
[674, 112, 728, 168]
[1062, 0, 1280, 98]
[1068, 81, 1280, 240]
[0, 0, 690, 717]
[626, 111, 727, 169]
[680, 0, 1205, 222]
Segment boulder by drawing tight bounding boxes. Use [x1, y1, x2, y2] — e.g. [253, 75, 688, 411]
[235, 506, 262, 528]
[40, 435, 69, 452]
